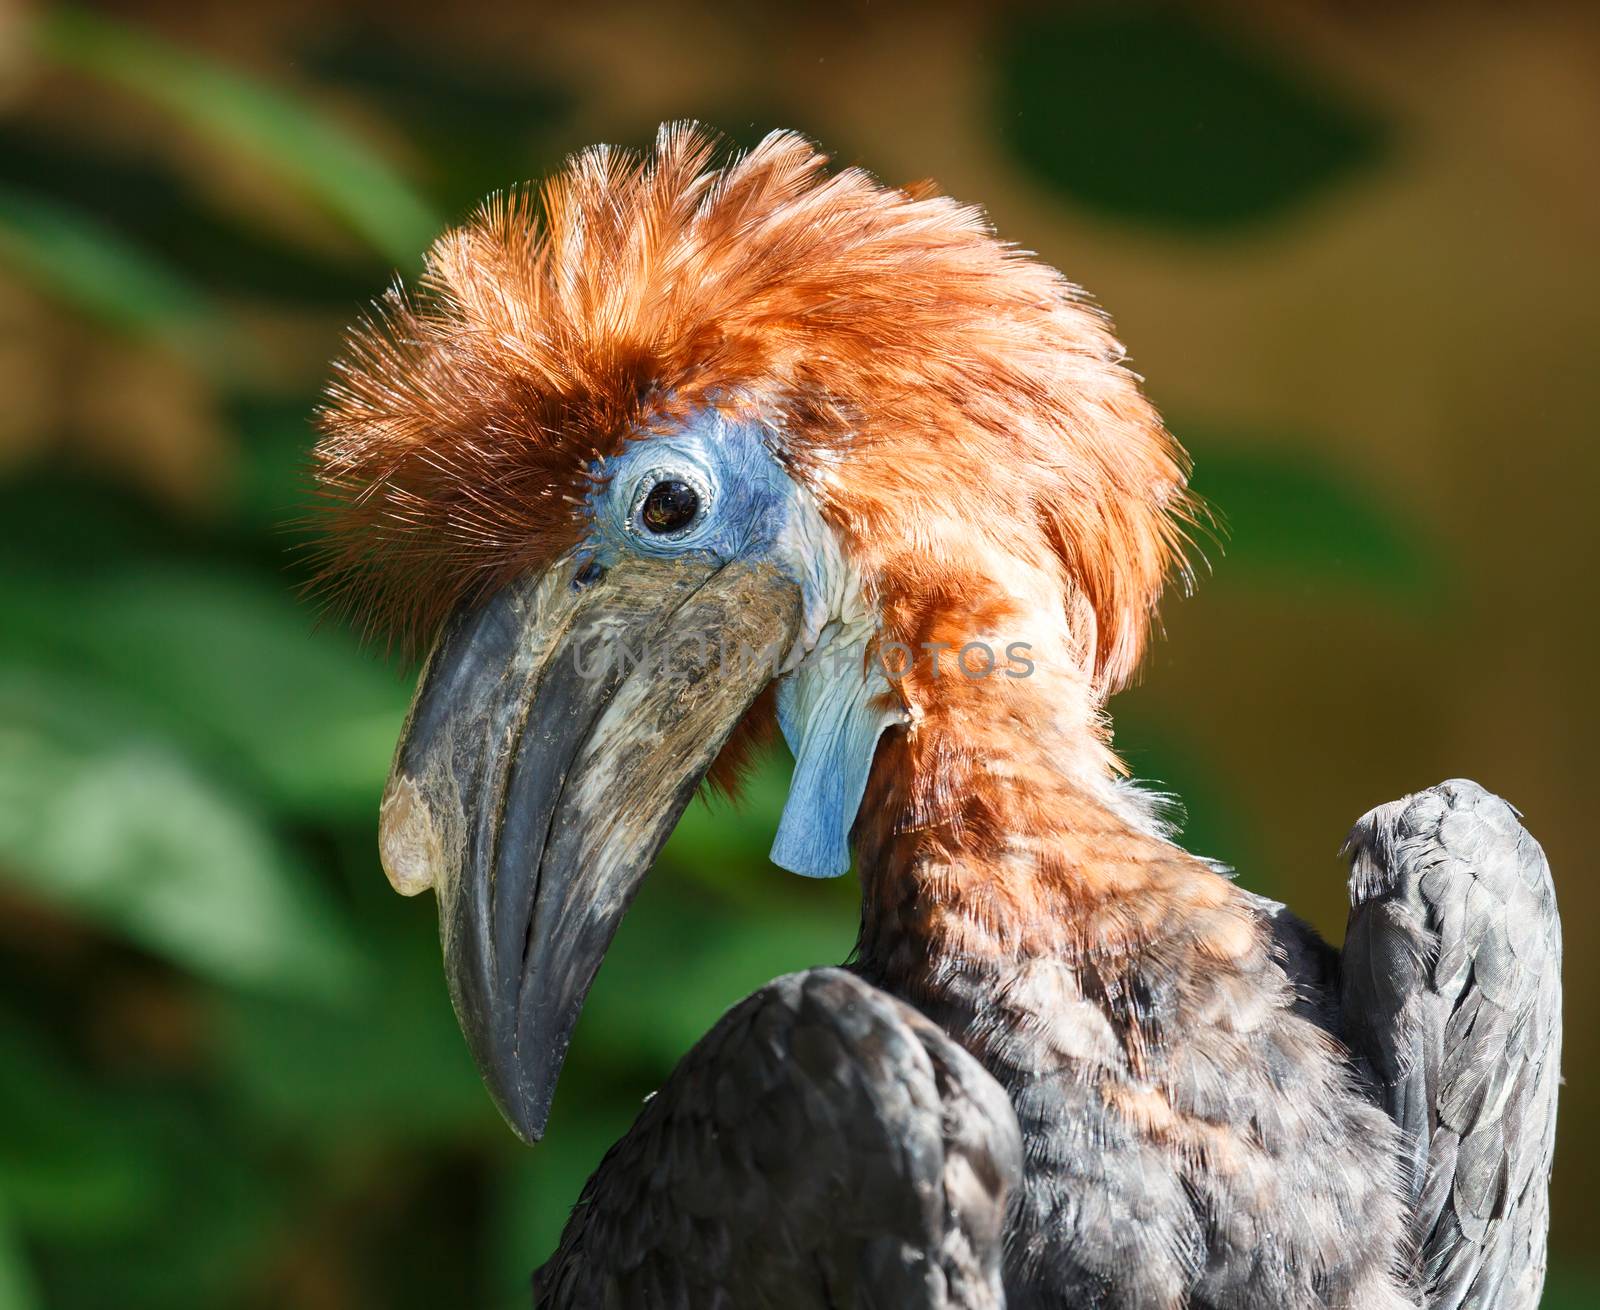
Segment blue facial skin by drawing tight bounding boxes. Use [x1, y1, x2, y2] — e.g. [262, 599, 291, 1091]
[580, 408, 892, 880]
[584, 412, 796, 573]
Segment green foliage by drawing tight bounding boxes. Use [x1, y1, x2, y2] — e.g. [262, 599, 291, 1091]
[0, 186, 219, 354]
[0, 567, 411, 821]
[995, 8, 1386, 232]
[0, 664, 361, 1001]
[0, 125, 390, 307]
[0, 1203, 41, 1310]
[301, 25, 573, 221]
[0, 1026, 165, 1240]
[212, 914, 491, 1143]
[1187, 439, 1442, 598]
[1541, 1269, 1600, 1310]
[1103, 706, 1267, 889]
[31, 6, 440, 264]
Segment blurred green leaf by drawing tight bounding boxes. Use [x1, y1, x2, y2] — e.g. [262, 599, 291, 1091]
[31, 1096, 284, 1310]
[0, 474, 208, 575]
[1542, 1266, 1600, 1309]
[0, 665, 361, 1000]
[0, 1028, 163, 1240]
[996, 8, 1386, 231]
[0, 567, 410, 822]
[0, 1202, 41, 1310]
[663, 751, 863, 915]
[304, 25, 572, 219]
[1188, 443, 1441, 597]
[490, 1110, 617, 1306]
[659, 751, 792, 887]
[1108, 703, 1267, 890]
[213, 910, 491, 1142]
[33, 6, 440, 264]
[0, 185, 226, 365]
[0, 126, 389, 307]
[579, 881, 855, 1070]
[230, 394, 329, 543]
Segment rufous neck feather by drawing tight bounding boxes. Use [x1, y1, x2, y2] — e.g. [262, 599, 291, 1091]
[854, 540, 1220, 972]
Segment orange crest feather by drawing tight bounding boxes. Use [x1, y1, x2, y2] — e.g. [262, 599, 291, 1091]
[313, 123, 1195, 689]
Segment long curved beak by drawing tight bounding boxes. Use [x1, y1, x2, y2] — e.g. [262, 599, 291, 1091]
[377, 554, 801, 1142]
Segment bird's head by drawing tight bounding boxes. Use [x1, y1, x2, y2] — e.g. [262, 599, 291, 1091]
[313, 125, 1193, 1142]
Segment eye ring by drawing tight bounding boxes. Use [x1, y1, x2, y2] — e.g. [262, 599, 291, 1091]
[628, 467, 711, 540]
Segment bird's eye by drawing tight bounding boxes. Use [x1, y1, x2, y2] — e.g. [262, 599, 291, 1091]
[639, 478, 700, 534]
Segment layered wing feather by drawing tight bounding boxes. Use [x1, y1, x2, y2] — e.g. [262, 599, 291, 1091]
[533, 967, 1022, 1310]
[1341, 779, 1561, 1310]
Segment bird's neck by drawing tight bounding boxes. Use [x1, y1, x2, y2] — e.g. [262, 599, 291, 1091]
[852, 669, 1237, 1013]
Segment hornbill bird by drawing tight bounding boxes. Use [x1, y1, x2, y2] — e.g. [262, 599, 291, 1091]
[312, 126, 1561, 1308]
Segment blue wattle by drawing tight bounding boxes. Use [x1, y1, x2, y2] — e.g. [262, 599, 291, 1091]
[770, 634, 899, 879]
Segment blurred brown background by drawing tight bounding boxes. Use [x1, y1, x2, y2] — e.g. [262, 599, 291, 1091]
[0, 2, 1594, 1306]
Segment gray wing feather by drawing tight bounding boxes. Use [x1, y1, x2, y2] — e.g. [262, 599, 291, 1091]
[533, 967, 1022, 1309]
[1340, 779, 1561, 1310]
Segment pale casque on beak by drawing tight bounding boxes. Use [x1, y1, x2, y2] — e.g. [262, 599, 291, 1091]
[374, 412, 900, 1142]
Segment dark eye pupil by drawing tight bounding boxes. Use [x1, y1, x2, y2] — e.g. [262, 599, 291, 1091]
[640, 479, 699, 534]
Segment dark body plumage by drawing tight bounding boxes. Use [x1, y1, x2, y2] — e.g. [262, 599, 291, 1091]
[1342, 780, 1561, 1308]
[534, 780, 1559, 1309]
[535, 970, 1020, 1308]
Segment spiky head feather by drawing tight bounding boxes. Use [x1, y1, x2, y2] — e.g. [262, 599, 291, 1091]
[313, 123, 1194, 696]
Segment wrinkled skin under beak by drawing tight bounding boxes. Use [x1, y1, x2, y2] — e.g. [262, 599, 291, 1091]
[377, 555, 802, 1142]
